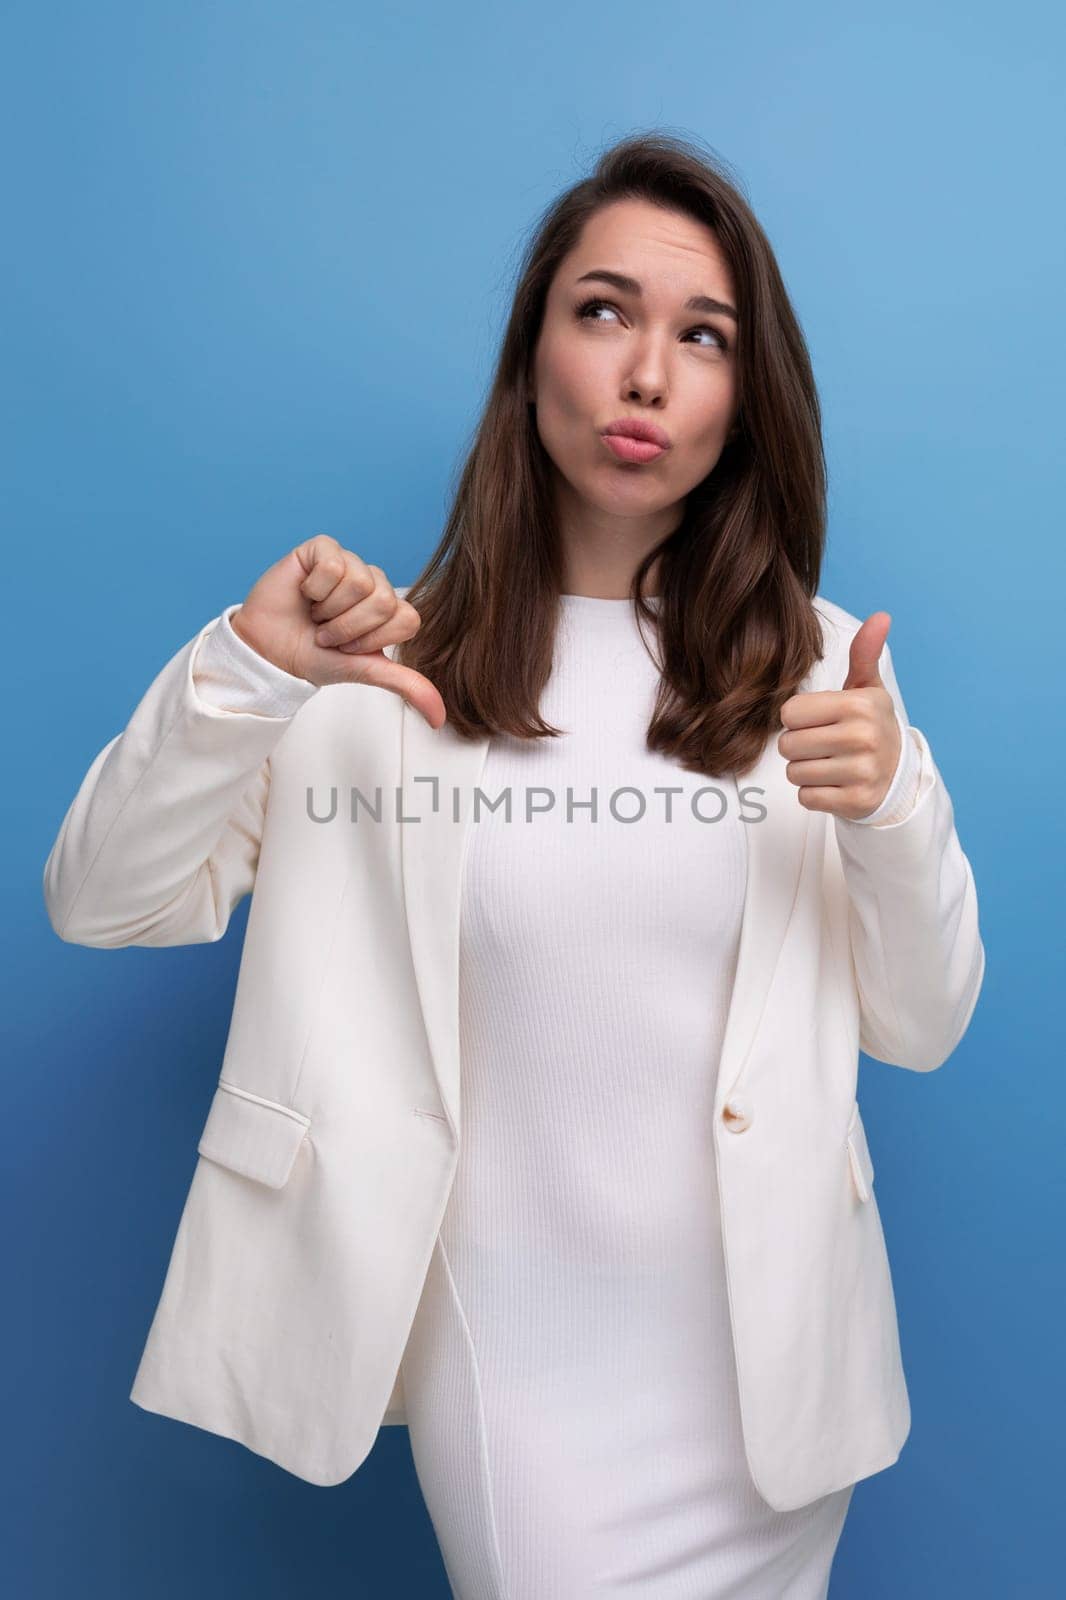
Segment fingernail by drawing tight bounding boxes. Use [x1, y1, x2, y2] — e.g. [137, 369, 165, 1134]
[316, 629, 333, 646]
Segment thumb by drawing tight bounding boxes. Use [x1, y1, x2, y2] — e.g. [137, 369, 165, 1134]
[339, 649, 448, 730]
[842, 611, 891, 691]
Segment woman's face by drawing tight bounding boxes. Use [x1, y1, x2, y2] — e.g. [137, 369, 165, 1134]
[529, 198, 739, 541]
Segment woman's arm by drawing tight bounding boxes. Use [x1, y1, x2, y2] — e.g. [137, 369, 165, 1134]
[832, 637, 986, 1071]
[42, 609, 317, 948]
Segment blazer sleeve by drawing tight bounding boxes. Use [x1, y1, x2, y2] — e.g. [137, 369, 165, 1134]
[42, 609, 318, 949]
[832, 636, 986, 1071]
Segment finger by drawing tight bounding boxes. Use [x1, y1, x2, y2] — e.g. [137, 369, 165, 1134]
[784, 756, 852, 787]
[841, 611, 891, 692]
[779, 729, 842, 764]
[780, 689, 851, 730]
[778, 721, 864, 761]
[309, 558, 381, 626]
[294, 536, 349, 605]
[321, 597, 421, 651]
[794, 786, 841, 813]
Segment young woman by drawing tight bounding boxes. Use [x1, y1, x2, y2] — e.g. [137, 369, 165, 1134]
[44, 132, 984, 1598]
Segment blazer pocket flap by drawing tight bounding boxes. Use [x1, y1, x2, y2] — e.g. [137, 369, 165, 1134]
[197, 1079, 311, 1189]
[846, 1101, 875, 1203]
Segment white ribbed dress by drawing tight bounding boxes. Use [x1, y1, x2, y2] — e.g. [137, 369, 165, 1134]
[192, 593, 921, 1599]
[399, 593, 854, 1600]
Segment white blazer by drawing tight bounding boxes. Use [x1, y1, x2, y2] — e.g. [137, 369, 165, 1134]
[43, 590, 984, 1513]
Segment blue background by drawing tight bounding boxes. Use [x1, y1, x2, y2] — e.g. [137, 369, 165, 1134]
[5, 0, 1060, 1594]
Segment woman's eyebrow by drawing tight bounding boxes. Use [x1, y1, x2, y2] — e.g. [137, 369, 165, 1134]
[573, 268, 737, 322]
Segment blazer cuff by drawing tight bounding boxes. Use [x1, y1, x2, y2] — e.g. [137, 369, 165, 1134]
[849, 714, 927, 827]
[192, 605, 320, 719]
[834, 724, 941, 854]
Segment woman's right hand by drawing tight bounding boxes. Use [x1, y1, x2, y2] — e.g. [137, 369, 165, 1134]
[228, 535, 446, 729]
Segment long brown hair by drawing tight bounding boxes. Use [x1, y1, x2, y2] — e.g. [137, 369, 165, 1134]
[397, 129, 827, 778]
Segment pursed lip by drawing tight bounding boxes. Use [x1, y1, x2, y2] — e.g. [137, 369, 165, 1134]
[601, 417, 672, 449]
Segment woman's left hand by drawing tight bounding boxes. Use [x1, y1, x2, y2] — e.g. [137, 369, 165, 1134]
[778, 612, 902, 820]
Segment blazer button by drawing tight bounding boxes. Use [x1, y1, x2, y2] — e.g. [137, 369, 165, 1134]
[721, 1093, 753, 1133]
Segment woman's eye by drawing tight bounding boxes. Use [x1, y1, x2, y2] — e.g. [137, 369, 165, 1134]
[574, 297, 727, 351]
[576, 298, 620, 326]
[687, 325, 728, 350]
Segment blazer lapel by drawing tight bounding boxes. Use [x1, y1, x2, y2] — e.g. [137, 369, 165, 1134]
[711, 731, 812, 1119]
[400, 664, 818, 1140]
[400, 703, 490, 1138]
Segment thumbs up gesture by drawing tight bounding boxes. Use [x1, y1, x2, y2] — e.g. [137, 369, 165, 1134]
[778, 612, 902, 820]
